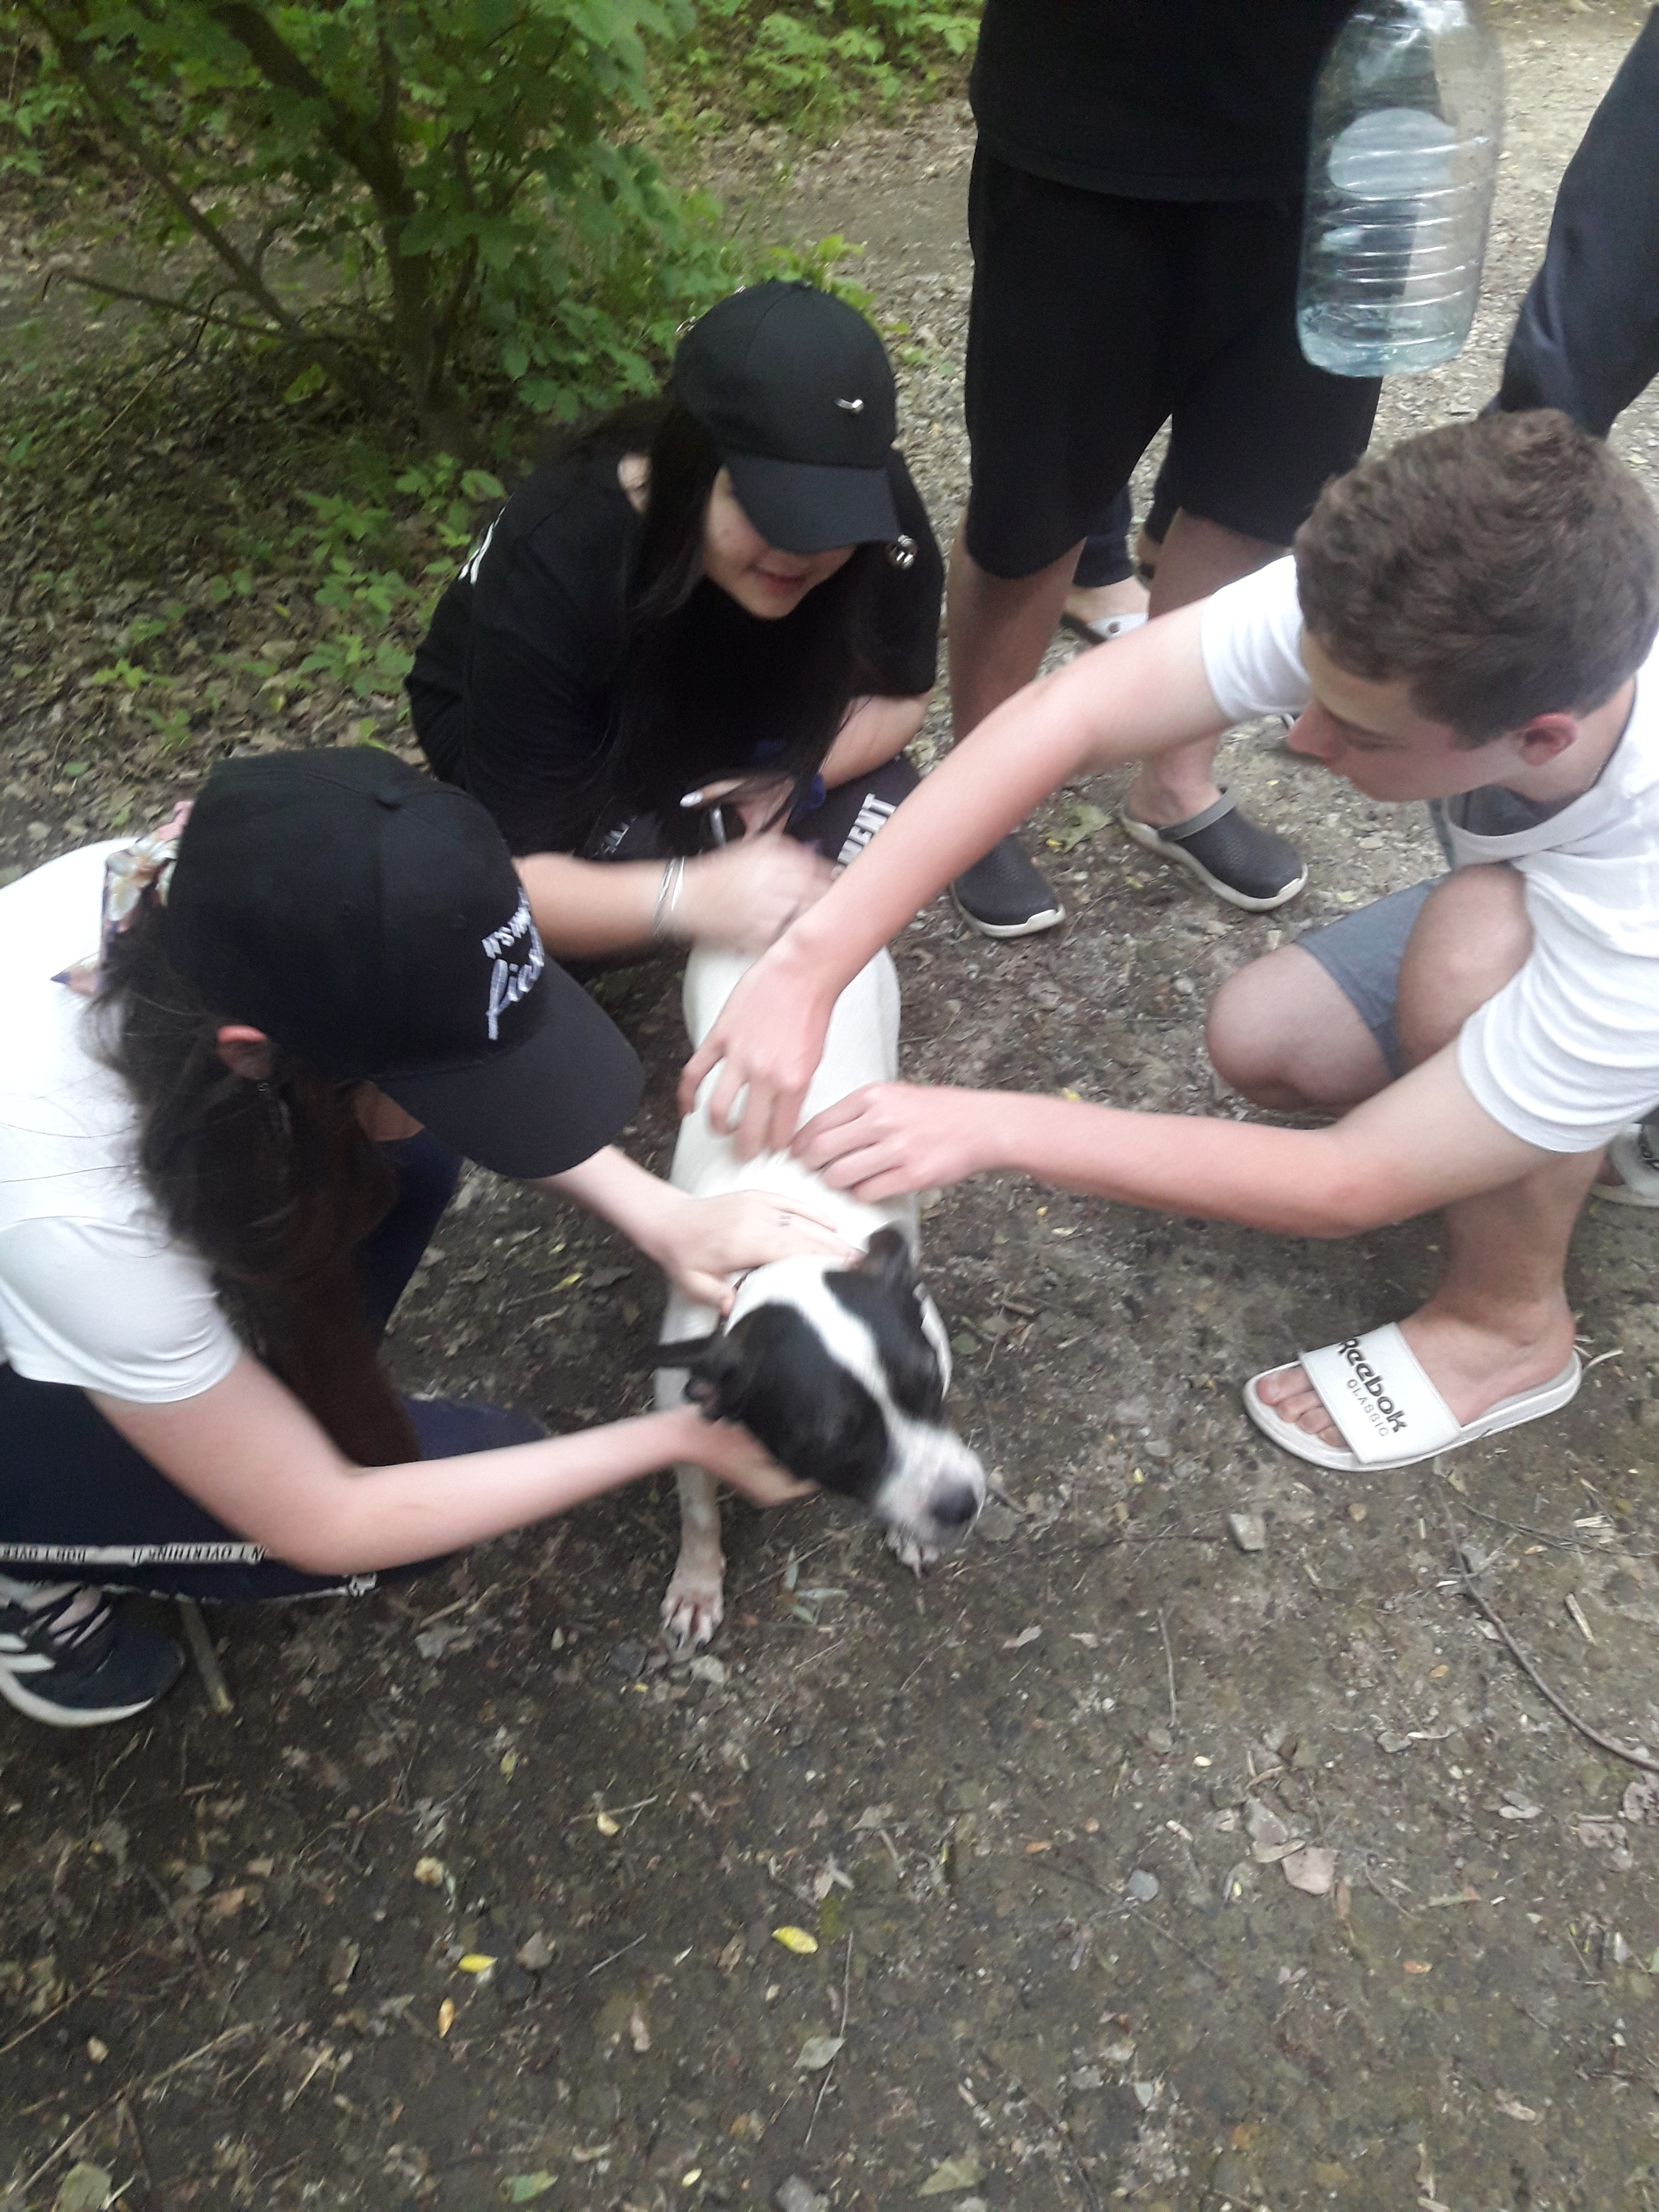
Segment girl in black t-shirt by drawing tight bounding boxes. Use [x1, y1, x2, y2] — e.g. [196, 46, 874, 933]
[407, 283, 943, 962]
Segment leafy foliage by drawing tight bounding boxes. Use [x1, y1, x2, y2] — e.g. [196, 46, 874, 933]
[2, 2, 740, 434]
[668, 0, 979, 133]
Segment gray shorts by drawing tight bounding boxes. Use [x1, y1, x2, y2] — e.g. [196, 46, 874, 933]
[1296, 880, 1437, 1079]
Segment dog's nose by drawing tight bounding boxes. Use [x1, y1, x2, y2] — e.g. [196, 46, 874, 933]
[933, 1483, 981, 1530]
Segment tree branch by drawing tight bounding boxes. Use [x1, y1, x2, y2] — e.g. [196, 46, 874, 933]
[210, 2, 412, 217]
[23, 1, 373, 398]
[41, 266, 285, 337]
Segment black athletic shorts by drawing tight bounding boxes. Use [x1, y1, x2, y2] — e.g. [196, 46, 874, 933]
[963, 150, 1383, 580]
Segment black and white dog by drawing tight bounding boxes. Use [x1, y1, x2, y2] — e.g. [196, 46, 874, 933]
[656, 946, 986, 1652]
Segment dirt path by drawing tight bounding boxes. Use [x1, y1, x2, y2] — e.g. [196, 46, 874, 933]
[6, 7, 1659, 2208]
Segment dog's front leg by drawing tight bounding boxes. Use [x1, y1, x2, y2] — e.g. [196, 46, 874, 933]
[662, 1461, 725, 1654]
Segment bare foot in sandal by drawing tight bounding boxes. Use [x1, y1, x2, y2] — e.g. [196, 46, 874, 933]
[1253, 1299, 1580, 1452]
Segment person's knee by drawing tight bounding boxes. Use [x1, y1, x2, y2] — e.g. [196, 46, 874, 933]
[1207, 956, 1307, 1105]
[1209, 944, 1392, 1110]
[1397, 864, 1531, 1065]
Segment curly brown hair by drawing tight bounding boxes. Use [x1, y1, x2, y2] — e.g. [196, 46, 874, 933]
[1294, 411, 1659, 744]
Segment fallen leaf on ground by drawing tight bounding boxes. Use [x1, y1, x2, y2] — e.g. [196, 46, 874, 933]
[629, 2004, 650, 2052]
[505, 2177, 557, 2204]
[1624, 1778, 1659, 1824]
[595, 1811, 620, 1837]
[1495, 2091, 1539, 2122]
[919, 2148, 983, 2194]
[810, 1856, 854, 1901]
[413, 1856, 446, 1887]
[516, 1932, 554, 1971]
[1577, 1814, 1628, 1851]
[774, 2179, 828, 2212]
[437, 1997, 456, 2036]
[1246, 1801, 1290, 1855]
[772, 1925, 818, 1954]
[1051, 799, 1111, 851]
[1003, 1626, 1041, 1650]
[795, 2033, 845, 2070]
[457, 1954, 497, 1974]
[1282, 1847, 1337, 1895]
[54, 2167, 111, 2212]
[1403, 1960, 1433, 1975]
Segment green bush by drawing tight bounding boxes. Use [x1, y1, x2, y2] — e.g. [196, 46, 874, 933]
[671, 0, 980, 132]
[3, 2, 740, 440]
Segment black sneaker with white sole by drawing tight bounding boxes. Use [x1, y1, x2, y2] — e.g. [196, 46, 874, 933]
[1118, 791, 1307, 913]
[0, 1586, 185, 1728]
[951, 834, 1065, 939]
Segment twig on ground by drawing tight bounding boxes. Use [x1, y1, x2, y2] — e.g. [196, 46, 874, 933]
[1157, 1606, 1177, 1730]
[585, 1933, 647, 1978]
[177, 1597, 234, 1713]
[15, 2025, 256, 2198]
[1440, 1503, 1659, 1773]
[0, 1947, 143, 2062]
[1456, 1497, 1610, 1553]
[118, 2092, 156, 2202]
[803, 1935, 854, 2148]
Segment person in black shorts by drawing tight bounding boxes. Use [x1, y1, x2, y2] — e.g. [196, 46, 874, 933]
[408, 283, 944, 965]
[948, 0, 1381, 936]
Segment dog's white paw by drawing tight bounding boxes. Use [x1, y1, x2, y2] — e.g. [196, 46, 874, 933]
[885, 1527, 939, 1577]
[661, 1562, 725, 1654]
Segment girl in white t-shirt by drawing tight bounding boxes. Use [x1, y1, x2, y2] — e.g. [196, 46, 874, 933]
[0, 750, 850, 1729]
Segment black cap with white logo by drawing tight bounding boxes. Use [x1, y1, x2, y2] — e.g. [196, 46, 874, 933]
[671, 281, 900, 556]
[164, 749, 641, 1178]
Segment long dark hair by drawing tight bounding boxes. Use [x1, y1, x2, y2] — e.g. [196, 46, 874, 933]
[94, 899, 419, 1468]
[544, 397, 896, 853]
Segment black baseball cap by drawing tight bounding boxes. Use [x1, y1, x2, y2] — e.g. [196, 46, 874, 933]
[163, 749, 642, 1178]
[671, 281, 900, 555]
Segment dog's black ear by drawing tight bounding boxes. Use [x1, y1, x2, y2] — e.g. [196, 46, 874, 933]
[660, 1332, 757, 1423]
[655, 1334, 721, 1369]
[859, 1224, 919, 1295]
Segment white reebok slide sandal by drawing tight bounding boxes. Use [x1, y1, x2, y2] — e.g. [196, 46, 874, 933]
[1243, 1323, 1582, 1473]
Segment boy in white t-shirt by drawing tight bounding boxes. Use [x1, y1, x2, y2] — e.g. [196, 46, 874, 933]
[679, 412, 1659, 1473]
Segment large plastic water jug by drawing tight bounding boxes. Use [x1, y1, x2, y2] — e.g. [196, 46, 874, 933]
[1297, 0, 1503, 377]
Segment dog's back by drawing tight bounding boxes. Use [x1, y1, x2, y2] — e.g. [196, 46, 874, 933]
[666, 947, 916, 1307]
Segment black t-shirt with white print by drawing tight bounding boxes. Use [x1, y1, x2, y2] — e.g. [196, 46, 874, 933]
[407, 444, 942, 860]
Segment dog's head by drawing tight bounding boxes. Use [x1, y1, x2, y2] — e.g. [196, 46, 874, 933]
[660, 1227, 986, 1558]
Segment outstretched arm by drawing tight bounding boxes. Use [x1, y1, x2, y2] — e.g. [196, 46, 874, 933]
[794, 1048, 1559, 1237]
[97, 1359, 809, 1579]
[679, 603, 1225, 1153]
